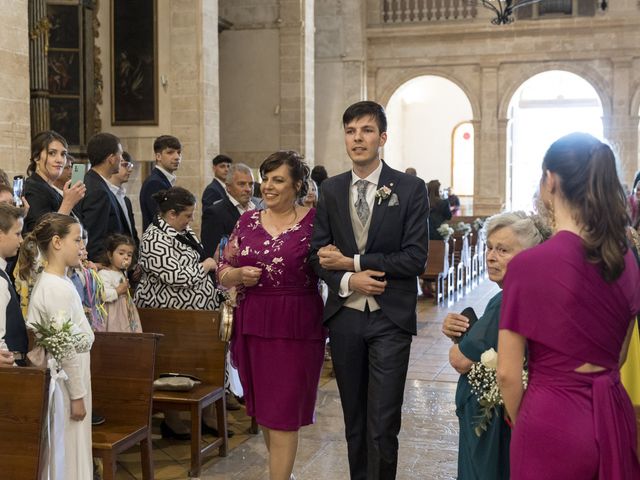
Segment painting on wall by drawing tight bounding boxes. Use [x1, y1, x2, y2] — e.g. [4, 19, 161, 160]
[47, 3, 82, 146]
[111, 0, 157, 125]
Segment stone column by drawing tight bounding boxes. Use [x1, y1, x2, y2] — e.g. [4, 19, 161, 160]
[278, 0, 314, 159]
[169, 0, 219, 230]
[29, 0, 49, 135]
[603, 58, 638, 185]
[473, 65, 502, 215]
[315, 0, 367, 174]
[1, 0, 31, 178]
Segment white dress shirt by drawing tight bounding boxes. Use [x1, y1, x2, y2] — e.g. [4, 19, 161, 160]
[229, 195, 256, 215]
[0, 258, 12, 348]
[156, 165, 177, 186]
[108, 181, 133, 234]
[339, 160, 383, 297]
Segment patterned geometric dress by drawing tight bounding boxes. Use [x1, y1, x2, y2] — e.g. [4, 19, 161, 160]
[218, 208, 326, 430]
[134, 216, 223, 310]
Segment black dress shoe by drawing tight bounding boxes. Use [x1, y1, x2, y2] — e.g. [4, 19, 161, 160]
[91, 413, 105, 426]
[201, 422, 235, 438]
[160, 420, 191, 441]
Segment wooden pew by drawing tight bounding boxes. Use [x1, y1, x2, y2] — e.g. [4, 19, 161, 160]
[138, 308, 228, 478]
[420, 240, 454, 305]
[92, 332, 160, 480]
[0, 366, 50, 479]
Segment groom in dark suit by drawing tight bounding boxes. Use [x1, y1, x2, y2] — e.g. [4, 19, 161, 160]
[310, 101, 428, 480]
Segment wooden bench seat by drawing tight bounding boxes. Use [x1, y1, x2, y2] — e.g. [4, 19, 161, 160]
[138, 308, 228, 478]
[421, 240, 454, 305]
[91, 332, 160, 480]
[0, 366, 50, 479]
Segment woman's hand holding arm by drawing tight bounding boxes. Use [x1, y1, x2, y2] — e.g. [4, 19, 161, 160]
[201, 257, 218, 274]
[497, 329, 526, 425]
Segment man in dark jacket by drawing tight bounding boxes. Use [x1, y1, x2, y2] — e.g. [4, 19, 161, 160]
[139, 135, 182, 230]
[201, 163, 255, 256]
[79, 132, 128, 262]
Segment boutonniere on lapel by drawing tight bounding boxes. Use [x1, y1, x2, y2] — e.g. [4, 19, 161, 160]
[375, 184, 393, 205]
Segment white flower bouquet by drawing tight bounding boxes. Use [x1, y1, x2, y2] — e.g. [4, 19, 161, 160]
[455, 222, 472, 235]
[437, 223, 454, 239]
[467, 348, 528, 437]
[30, 310, 91, 368]
[472, 218, 484, 232]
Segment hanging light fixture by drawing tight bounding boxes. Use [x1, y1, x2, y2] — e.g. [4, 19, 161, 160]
[471, 0, 543, 25]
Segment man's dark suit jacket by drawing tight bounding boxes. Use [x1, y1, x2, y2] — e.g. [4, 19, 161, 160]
[202, 179, 228, 210]
[200, 197, 240, 257]
[79, 169, 130, 262]
[310, 161, 429, 335]
[123, 196, 140, 249]
[23, 173, 81, 233]
[140, 167, 172, 231]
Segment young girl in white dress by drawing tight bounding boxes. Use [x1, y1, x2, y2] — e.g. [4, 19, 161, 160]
[98, 234, 141, 332]
[22, 213, 94, 480]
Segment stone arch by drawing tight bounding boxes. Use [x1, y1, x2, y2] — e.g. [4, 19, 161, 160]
[497, 62, 611, 120]
[376, 68, 480, 122]
[629, 82, 640, 118]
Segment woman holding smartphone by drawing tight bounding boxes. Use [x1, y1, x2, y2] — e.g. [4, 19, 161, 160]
[23, 130, 86, 233]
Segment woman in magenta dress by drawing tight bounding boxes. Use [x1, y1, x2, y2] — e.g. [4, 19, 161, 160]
[497, 132, 640, 479]
[218, 151, 325, 480]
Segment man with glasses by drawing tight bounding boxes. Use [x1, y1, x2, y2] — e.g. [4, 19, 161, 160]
[108, 151, 139, 249]
[79, 132, 132, 262]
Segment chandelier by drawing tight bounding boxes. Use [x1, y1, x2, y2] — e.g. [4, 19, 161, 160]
[472, 0, 543, 25]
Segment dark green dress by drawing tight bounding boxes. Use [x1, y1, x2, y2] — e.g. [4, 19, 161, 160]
[455, 291, 511, 479]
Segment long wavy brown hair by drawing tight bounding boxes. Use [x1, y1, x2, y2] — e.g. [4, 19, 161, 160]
[542, 132, 628, 282]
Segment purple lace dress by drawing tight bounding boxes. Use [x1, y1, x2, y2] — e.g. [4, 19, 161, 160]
[219, 208, 326, 431]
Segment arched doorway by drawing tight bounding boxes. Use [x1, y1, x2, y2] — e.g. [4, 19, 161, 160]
[385, 76, 474, 211]
[506, 70, 603, 211]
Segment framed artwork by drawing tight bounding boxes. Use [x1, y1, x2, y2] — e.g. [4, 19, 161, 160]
[47, 4, 82, 146]
[50, 98, 81, 146]
[111, 0, 157, 125]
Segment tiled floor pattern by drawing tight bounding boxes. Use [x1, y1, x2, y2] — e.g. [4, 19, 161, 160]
[115, 281, 501, 479]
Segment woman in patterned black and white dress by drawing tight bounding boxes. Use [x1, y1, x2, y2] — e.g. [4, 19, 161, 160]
[134, 186, 224, 439]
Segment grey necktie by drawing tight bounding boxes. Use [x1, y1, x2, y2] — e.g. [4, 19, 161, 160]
[355, 179, 370, 225]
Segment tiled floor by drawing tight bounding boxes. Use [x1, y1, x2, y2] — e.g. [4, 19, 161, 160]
[115, 280, 501, 479]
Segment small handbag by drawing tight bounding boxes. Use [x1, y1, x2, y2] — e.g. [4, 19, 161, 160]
[153, 373, 202, 391]
[219, 300, 234, 342]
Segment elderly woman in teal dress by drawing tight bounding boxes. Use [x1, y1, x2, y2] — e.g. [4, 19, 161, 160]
[442, 212, 549, 479]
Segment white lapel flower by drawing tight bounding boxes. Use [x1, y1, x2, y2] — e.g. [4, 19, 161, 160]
[375, 185, 392, 205]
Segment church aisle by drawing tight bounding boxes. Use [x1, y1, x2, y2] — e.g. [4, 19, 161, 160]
[115, 280, 500, 479]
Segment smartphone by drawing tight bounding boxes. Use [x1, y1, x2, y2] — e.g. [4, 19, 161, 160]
[70, 163, 86, 186]
[12, 175, 23, 207]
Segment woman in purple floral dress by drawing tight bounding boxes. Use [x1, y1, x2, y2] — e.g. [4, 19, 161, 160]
[218, 151, 326, 480]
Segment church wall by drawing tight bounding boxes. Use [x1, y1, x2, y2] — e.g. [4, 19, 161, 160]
[362, 5, 640, 214]
[219, 0, 314, 172]
[314, 0, 367, 176]
[0, 0, 30, 180]
[96, 0, 219, 233]
[219, 28, 281, 168]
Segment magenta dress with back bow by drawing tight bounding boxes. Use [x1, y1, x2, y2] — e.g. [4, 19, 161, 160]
[500, 231, 640, 479]
[218, 208, 326, 431]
